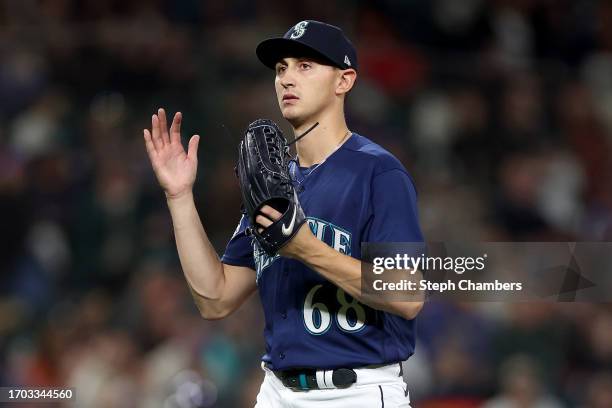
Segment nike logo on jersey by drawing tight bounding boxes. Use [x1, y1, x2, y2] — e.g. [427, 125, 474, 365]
[281, 204, 297, 236]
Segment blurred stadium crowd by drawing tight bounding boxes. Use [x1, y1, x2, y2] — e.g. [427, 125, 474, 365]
[1, 0, 612, 407]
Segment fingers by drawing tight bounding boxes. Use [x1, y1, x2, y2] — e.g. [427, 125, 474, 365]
[151, 114, 164, 150]
[150, 108, 177, 149]
[256, 214, 273, 233]
[143, 129, 157, 157]
[255, 205, 284, 233]
[256, 214, 273, 227]
[158, 108, 171, 145]
[170, 112, 182, 145]
[187, 134, 200, 161]
[260, 205, 283, 221]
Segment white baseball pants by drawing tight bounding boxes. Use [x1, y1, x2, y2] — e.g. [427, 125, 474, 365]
[254, 362, 412, 407]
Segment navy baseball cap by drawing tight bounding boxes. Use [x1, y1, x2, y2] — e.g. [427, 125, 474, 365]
[256, 20, 358, 71]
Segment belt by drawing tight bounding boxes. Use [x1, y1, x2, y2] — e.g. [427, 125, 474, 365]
[269, 365, 357, 391]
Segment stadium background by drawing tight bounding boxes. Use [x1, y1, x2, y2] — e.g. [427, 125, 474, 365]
[1, 0, 612, 406]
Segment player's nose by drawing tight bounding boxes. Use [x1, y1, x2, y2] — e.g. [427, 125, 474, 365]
[280, 66, 297, 88]
[280, 75, 295, 89]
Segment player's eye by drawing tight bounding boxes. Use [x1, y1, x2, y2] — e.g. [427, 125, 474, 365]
[276, 65, 287, 74]
[300, 62, 311, 70]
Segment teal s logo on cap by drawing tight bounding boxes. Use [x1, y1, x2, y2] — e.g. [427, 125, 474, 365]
[289, 21, 309, 39]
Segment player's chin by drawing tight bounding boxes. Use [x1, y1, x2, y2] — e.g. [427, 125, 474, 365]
[280, 106, 303, 121]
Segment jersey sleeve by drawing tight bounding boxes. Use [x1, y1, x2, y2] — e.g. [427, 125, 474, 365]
[364, 168, 424, 244]
[221, 213, 256, 269]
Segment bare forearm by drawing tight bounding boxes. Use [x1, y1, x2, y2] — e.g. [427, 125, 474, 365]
[295, 236, 422, 319]
[166, 191, 224, 299]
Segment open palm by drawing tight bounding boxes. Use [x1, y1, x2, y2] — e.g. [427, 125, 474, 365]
[143, 108, 200, 198]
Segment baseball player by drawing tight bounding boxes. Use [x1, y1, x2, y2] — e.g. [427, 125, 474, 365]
[143, 20, 423, 408]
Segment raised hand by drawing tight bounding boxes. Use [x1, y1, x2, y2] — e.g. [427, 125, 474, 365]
[143, 108, 200, 199]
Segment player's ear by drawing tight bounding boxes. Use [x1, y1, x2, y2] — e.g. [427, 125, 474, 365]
[335, 68, 357, 96]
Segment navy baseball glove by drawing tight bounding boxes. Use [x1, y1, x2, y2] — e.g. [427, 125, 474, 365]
[236, 119, 306, 256]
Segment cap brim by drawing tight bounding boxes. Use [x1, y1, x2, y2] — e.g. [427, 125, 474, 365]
[256, 38, 338, 70]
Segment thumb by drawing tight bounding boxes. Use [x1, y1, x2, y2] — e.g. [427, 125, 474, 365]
[187, 134, 200, 161]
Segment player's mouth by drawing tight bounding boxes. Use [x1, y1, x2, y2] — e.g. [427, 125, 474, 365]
[282, 93, 299, 104]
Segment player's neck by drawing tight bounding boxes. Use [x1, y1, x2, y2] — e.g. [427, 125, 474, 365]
[293, 114, 349, 168]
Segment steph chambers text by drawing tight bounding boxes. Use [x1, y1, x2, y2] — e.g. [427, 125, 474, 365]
[372, 279, 523, 292]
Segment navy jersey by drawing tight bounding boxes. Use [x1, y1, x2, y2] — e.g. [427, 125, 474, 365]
[221, 133, 423, 370]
